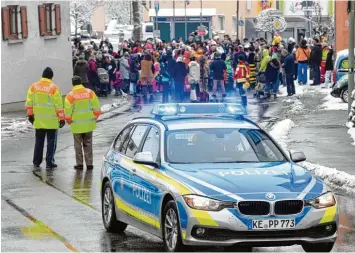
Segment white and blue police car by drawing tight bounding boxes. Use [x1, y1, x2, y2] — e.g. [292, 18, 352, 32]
[100, 103, 338, 252]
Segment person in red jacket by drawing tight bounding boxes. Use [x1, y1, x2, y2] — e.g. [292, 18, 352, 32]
[234, 54, 250, 107]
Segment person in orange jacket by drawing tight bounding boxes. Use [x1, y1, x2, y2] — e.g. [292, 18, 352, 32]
[233, 55, 250, 107]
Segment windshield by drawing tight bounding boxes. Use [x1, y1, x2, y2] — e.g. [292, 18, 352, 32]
[166, 128, 287, 164]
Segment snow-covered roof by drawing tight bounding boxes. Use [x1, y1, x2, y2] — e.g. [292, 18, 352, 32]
[149, 8, 216, 17]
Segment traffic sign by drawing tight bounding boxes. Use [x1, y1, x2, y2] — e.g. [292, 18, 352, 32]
[197, 29, 207, 36]
[154, 0, 159, 14]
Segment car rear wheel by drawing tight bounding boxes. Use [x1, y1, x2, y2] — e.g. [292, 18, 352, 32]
[302, 242, 335, 252]
[102, 181, 127, 233]
[162, 200, 187, 252]
[341, 89, 349, 103]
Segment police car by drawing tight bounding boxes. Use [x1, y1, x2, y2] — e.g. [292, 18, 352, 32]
[100, 103, 338, 252]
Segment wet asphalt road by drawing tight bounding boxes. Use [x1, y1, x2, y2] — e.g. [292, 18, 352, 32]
[1, 96, 355, 252]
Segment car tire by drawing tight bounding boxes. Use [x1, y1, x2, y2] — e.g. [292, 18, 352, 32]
[341, 89, 349, 103]
[162, 200, 187, 252]
[102, 181, 127, 233]
[302, 242, 335, 252]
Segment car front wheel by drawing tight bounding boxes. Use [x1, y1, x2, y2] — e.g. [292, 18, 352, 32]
[102, 181, 127, 233]
[302, 242, 335, 252]
[162, 200, 187, 252]
[341, 89, 349, 103]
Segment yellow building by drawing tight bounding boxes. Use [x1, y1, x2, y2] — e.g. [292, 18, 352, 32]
[143, 0, 265, 40]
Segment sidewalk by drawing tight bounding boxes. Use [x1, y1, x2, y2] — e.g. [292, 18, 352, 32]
[1, 95, 129, 140]
[269, 84, 355, 194]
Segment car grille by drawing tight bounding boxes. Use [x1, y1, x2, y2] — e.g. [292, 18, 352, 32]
[191, 222, 337, 241]
[274, 200, 304, 215]
[238, 201, 270, 215]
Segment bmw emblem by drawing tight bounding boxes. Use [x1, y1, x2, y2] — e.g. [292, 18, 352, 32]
[179, 106, 186, 113]
[266, 193, 276, 200]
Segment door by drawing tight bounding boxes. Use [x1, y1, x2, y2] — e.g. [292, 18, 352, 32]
[158, 22, 170, 42]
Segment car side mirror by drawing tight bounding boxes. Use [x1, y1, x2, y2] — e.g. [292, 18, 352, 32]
[289, 150, 306, 163]
[133, 152, 159, 168]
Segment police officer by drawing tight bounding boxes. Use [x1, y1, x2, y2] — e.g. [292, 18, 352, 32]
[25, 67, 65, 168]
[64, 76, 101, 170]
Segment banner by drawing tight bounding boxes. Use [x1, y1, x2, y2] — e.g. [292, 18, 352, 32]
[257, 0, 274, 14]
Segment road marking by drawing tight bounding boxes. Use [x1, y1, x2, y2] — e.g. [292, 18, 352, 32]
[3, 197, 79, 252]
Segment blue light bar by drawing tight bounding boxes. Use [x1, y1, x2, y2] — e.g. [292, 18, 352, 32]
[151, 103, 247, 117]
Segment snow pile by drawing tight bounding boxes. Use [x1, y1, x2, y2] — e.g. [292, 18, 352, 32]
[269, 119, 295, 151]
[300, 162, 355, 195]
[346, 121, 355, 146]
[283, 97, 305, 115]
[320, 93, 348, 111]
[1, 117, 33, 139]
[101, 102, 124, 113]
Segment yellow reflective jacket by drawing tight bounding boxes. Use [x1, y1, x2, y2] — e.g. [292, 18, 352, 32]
[64, 85, 101, 134]
[25, 78, 64, 129]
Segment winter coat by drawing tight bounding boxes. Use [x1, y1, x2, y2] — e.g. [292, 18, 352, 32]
[210, 59, 227, 80]
[265, 59, 280, 83]
[113, 72, 122, 87]
[188, 61, 201, 84]
[167, 56, 176, 78]
[74, 60, 89, 84]
[325, 49, 334, 71]
[283, 54, 295, 76]
[87, 59, 97, 79]
[103, 60, 117, 81]
[310, 44, 322, 65]
[259, 49, 271, 73]
[120, 57, 130, 80]
[140, 60, 154, 85]
[296, 47, 311, 63]
[172, 61, 188, 84]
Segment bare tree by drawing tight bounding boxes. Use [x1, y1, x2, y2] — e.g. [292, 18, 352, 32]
[104, 0, 132, 24]
[132, 0, 141, 41]
[70, 0, 104, 36]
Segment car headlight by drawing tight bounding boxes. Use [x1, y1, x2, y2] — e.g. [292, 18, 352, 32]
[183, 195, 224, 211]
[306, 192, 336, 209]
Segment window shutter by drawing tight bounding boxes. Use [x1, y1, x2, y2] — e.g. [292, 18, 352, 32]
[38, 5, 46, 36]
[55, 4, 61, 35]
[2, 7, 10, 40]
[20, 6, 28, 39]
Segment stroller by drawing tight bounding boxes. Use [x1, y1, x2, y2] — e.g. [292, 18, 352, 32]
[255, 72, 266, 99]
[97, 68, 109, 97]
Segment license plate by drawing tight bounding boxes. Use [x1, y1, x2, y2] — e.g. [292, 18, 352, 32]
[252, 219, 295, 230]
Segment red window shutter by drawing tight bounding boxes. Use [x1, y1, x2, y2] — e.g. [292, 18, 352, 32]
[38, 5, 46, 36]
[2, 7, 10, 40]
[55, 4, 61, 35]
[20, 6, 28, 39]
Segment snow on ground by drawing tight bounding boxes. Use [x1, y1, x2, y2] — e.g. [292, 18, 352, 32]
[346, 121, 355, 146]
[1, 116, 33, 140]
[270, 119, 355, 195]
[320, 92, 348, 111]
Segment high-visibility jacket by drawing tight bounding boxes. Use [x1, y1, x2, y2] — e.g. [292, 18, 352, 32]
[64, 85, 101, 134]
[25, 78, 64, 129]
[234, 61, 250, 83]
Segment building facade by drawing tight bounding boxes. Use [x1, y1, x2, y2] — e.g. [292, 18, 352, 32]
[334, 0, 354, 52]
[143, 0, 260, 40]
[1, 0, 72, 112]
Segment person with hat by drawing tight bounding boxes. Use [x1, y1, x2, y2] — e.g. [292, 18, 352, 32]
[64, 76, 101, 170]
[25, 67, 65, 168]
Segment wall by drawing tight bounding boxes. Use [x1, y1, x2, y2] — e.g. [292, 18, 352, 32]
[335, 0, 354, 52]
[1, 0, 73, 112]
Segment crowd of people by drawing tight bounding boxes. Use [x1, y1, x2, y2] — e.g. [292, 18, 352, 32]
[72, 32, 334, 109]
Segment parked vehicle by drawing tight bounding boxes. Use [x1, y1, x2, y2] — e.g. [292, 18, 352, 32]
[333, 48, 355, 86]
[330, 74, 354, 103]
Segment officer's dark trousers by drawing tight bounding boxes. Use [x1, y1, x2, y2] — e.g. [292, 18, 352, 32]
[33, 129, 57, 166]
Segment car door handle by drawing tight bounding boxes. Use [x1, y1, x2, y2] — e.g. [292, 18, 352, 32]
[113, 160, 120, 165]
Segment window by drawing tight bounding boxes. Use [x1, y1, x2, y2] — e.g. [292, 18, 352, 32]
[38, 4, 61, 36]
[217, 15, 225, 31]
[232, 16, 237, 35]
[2, 5, 28, 40]
[145, 25, 153, 33]
[142, 127, 160, 162]
[125, 125, 149, 158]
[114, 126, 134, 152]
[166, 128, 287, 164]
